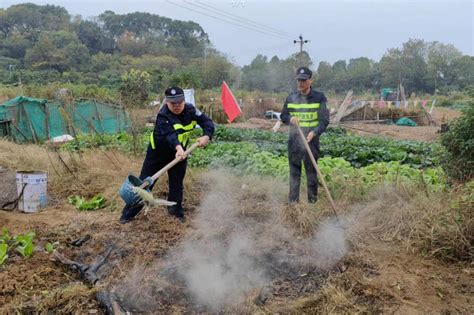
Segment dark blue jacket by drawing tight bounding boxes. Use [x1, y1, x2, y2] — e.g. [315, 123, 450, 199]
[280, 88, 330, 137]
[151, 103, 214, 151]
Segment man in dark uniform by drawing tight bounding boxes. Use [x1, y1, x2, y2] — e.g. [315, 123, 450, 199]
[280, 67, 330, 204]
[120, 86, 214, 223]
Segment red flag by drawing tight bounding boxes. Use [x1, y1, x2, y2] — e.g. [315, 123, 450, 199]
[221, 81, 241, 122]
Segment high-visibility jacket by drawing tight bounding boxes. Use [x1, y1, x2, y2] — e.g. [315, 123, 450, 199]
[150, 103, 214, 151]
[280, 88, 330, 137]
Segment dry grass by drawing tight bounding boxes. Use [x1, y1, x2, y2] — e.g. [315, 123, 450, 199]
[37, 283, 97, 313]
[348, 185, 473, 263]
[281, 203, 321, 237]
[288, 284, 372, 314]
[0, 139, 146, 210]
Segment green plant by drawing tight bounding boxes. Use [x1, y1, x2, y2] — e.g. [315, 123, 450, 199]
[0, 243, 8, 265]
[0, 228, 12, 243]
[120, 69, 151, 107]
[68, 194, 106, 211]
[14, 232, 35, 258]
[45, 243, 54, 253]
[44, 241, 59, 254]
[440, 103, 474, 182]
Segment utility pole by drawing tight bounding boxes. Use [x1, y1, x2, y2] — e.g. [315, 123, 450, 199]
[294, 34, 308, 53]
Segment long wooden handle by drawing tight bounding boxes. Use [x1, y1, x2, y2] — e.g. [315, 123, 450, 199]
[295, 125, 338, 218]
[139, 142, 200, 189]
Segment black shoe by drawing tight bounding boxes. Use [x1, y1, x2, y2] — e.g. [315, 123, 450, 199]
[119, 202, 144, 224]
[119, 216, 132, 224]
[168, 205, 185, 222]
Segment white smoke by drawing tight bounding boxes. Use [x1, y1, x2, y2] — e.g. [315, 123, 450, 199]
[179, 233, 266, 309]
[169, 170, 348, 309]
[306, 218, 347, 269]
[115, 170, 349, 311]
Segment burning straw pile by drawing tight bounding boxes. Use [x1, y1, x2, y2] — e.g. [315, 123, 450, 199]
[113, 170, 348, 312]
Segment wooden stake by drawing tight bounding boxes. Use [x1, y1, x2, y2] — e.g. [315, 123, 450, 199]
[333, 90, 353, 123]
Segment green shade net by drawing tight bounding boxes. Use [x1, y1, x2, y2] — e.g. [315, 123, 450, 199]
[0, 96, 129, 142]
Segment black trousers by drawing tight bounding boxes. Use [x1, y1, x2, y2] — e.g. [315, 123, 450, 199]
[288, 135, 319, 204]
[120, 146, 187, 220]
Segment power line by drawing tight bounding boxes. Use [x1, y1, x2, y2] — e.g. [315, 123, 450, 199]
[190, 0, 291, 38]
[171, 0, 290, 40]
[165, 0, 291, 40]
[232, 42, 291, 55]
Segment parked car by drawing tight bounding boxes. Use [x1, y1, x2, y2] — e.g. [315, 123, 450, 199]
[264, 110, 281, 120]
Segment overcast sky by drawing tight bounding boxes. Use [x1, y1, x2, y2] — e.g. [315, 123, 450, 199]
[1, 0, 473, 67]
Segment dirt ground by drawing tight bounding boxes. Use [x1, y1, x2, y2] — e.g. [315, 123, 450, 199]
[339, 123, 441, 142]
[0, 139, 472, 314]
[229, 107, 462, 142]
[340, 107, 462, 142]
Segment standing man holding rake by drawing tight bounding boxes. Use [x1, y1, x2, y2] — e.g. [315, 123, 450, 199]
[280, 67, 330, 204]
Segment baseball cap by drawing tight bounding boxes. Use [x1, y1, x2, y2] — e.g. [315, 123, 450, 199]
[295, 67, 312, 80]
[165, 87, 185, 102]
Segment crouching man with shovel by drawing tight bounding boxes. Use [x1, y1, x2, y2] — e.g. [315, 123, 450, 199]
[119, 86, 214, 224]
[280, 67, 330, 204]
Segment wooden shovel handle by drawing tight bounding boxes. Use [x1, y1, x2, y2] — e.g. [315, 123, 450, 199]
[139, 142, 200, 189]
[295, 125, 338, 218]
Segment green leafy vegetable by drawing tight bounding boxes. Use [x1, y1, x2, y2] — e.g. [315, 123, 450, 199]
[45, 242, 55, 253]
[0, 243, 8, 265]
[0, 228, 11, 244]
[68, 194, 105, 211]
[14, 232, 35, 258]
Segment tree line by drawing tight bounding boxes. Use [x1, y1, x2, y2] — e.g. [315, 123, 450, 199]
[1, 3, 473, 101]
[0, 3, 235, 94]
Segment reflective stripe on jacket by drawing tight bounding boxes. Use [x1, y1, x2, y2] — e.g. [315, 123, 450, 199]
[287, 103, 320, 127]
[150, 120, 197, 149]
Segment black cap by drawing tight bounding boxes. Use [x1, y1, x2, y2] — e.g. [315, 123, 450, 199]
[295, 67, 312, 80]
[165, 86, 185, 102]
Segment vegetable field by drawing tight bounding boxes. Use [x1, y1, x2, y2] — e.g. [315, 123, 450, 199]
[1, 123, 471, 314]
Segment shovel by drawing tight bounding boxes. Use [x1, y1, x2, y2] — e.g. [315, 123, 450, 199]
[295, 125, 339, 218]
[119, 142, 200, 205]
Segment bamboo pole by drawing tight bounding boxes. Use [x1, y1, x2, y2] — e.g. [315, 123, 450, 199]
[295, 125, 338, 218]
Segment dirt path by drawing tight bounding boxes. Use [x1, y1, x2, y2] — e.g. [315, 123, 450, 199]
[349, 242, 472, 313]
[341, 123, 441, 142]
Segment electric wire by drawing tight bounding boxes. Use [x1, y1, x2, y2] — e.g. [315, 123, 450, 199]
[165, 0, 291, 40]
[189, 0, 291, 38]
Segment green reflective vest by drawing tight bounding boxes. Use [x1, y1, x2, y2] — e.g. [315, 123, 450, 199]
[150, 120, 197, 149]
[287, 103, 320, 127]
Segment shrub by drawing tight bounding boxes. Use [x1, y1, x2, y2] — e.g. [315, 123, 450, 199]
[440, 102, 474, 182]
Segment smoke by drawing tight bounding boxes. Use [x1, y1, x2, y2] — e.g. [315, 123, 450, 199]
[117, 170, 349, 311]
[305, 218, 347, 269]
[167, 170, 348, 309]
[178, 233, 266, 309]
